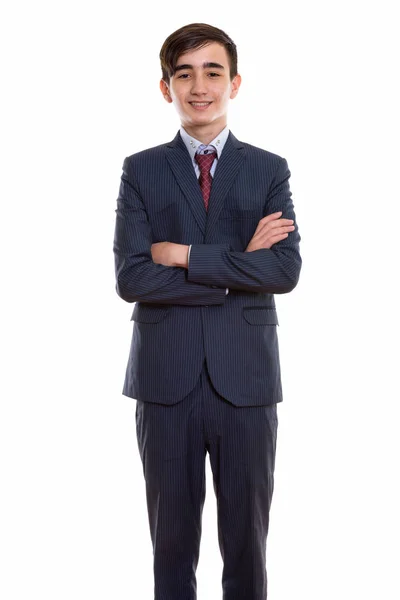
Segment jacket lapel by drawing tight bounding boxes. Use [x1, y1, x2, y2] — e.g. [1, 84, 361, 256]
[165, 130, 246, 238]
[205, 132, 245, 239]
[165, 132, 207, 235]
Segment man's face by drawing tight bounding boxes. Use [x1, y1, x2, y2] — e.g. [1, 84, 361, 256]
[160, 42, 241, 133]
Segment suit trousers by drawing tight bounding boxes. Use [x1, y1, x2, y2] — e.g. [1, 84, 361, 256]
[135, 360, 279, 600]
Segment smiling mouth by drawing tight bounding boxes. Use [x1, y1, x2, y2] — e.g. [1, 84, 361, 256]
[189, 102, 212, 108]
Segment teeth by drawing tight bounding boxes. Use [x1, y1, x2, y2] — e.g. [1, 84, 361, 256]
[190, 102, 210, 106]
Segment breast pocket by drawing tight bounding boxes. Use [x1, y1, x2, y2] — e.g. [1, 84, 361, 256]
[219, 208, 261, 220]
[217, 208, 262, 249]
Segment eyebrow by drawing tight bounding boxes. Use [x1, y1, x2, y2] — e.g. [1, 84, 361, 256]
[174, 62, 225, 72]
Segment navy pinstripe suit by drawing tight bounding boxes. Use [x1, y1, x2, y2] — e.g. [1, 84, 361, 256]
[113, 130, 301, 599]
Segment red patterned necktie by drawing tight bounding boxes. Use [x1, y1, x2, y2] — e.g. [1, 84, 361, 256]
[195, 151, 217, 211]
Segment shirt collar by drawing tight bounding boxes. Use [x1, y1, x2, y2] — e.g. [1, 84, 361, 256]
[179, 125, 230, 162]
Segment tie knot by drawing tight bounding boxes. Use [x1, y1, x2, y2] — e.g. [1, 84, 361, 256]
[195, 151, 217, 174]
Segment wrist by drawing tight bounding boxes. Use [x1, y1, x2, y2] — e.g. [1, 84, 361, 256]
[172, 244, 189, 268]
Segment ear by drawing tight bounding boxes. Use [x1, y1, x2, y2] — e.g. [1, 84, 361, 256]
[229, 74, 242, 100]
[160, 79, 173, 104]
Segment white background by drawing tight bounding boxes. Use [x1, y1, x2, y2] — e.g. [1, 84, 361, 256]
[1, 1, 399, 598]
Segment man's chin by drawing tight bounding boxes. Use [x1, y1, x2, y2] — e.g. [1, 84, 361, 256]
[187, 114, 218, 126]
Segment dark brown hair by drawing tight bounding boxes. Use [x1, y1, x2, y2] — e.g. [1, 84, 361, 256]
[160, 23, 238, 83]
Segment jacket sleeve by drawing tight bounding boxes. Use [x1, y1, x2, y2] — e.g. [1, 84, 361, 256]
[113, 157, 228, 305]
[187, 157, 302, 294]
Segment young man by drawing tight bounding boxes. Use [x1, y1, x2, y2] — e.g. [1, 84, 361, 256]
[113, 23, 301, 600]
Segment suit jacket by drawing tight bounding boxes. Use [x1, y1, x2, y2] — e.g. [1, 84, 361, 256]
[113, 131, 301, 406]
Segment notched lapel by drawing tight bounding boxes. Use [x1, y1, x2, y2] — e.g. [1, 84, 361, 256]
[164, 131, 246, 239]
[205, 132, 246, 239]
[165, 133, 207, 235]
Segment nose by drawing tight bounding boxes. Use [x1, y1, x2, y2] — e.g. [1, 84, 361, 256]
[190, 74, 208, 95]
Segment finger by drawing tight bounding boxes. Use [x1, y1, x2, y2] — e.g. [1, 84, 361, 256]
[269, 233, 289, 244]
[257, 226, 294, 244]
[260, 219, 294, 233]
[277, 225, 295, 232]
[254, 213, 284, 234]
[257, 216, 294, 232]
[263, 211, 283, 220]
[258, 211, 282, 225]
[249, 232, 289, 251]
[267, 218, 294, 227]
[261, 226, 294, 241]
[255, 221, 294, 238]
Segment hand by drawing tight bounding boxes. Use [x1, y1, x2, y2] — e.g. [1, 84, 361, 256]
[245, 211, 295, 252]
[151, 242, 189, 268]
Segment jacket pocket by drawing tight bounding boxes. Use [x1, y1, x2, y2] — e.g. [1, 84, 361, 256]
[242, 307, 279, 325]
[219, 208, 260, 220]
[130, 304, 170, 323]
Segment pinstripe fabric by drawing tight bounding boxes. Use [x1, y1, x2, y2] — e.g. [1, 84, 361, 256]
[136, 360, 278, 600]
[113, 130, 301, 407]
[114, 131, 301, 599]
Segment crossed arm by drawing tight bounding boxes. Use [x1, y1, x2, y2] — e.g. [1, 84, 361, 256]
[151, 210, 295, 268]
[113, 156, 301, 305]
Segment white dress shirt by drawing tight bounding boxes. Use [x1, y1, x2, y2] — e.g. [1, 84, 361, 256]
[180, 125, 230, 295]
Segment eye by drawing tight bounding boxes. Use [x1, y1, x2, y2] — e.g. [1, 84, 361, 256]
[208, 72, 220, 77]
[177, 73, 190, 79]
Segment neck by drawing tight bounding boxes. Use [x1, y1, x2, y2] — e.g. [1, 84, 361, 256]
[181, 120, 228, 146]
